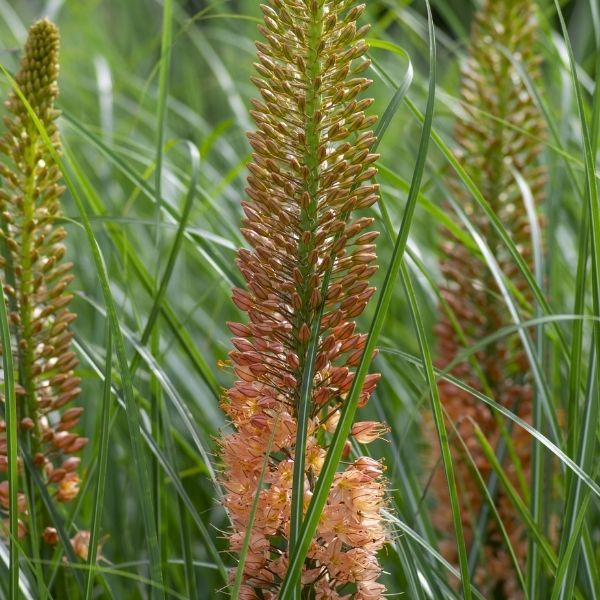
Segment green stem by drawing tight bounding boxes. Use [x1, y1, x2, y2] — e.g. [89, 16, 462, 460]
[289, 0, 324, 585]
[19, 132, 56, 589]
[20, 133, 40, 451]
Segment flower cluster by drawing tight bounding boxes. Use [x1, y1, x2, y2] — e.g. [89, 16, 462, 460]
[0, 19, 86, 540]
[219, 0, 388, 596]
[426, 1, 545, 597]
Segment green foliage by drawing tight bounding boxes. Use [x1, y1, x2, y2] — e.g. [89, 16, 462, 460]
[0, 0, 597, 598]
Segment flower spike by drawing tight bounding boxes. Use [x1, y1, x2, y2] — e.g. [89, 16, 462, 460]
[426, 1, 546, 597]
[219, 0, 388, 596]
[0, 19, 86, 541]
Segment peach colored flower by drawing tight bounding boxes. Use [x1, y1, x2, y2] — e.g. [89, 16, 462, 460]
[70, 530, 91, 560]
[43, 527, 59, 545]
[351, 421, 389, 444]
[56, 472, 81, 502]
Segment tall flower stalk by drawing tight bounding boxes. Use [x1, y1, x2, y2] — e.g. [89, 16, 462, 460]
[219, 0, 388, 597]
[0, 19, 86, 544]
[427, 1, 545, 598]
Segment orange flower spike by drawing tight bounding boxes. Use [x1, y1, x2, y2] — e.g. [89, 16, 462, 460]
[219, 0, 388, 596]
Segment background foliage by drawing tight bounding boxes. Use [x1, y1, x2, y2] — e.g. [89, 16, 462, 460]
[0, 0, 598, 598]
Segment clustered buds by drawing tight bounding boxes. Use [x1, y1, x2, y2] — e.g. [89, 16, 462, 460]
[426, 1, 545, 598]
[0, 19, 86, 541]
[219, 0, 388, 596]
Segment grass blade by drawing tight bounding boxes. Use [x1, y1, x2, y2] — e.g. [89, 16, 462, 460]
[84, 331, 112, 599]
[0, 273, 18, 598]
[552, 350, 598, 599]
[399, 262, 472, 598]
[550, 3, 600, 598]
[129, 140, 200, 377]
[154, 0, 173, 251]
[452, 416, 528, 597]
[159, 401, 198, 599]
[288, 33, 415, 570]
[382, 346, 600, 498]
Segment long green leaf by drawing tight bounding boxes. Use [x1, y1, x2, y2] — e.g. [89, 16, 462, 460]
[550, 2, 600, 598]
[381, 347, 600, 498]
[0, 272, 18, 597]
[451, 414, 528, 597]
[288, 31, 414, 584]
[84, 331, 112, 599]
[552, 351, 598, 600]
[399, 262, 472, 597]
[154, 0, 173, 251]
[129, 141, 200, 377]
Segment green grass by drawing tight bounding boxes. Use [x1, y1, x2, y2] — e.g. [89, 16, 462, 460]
[0, 0, 597, 598]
